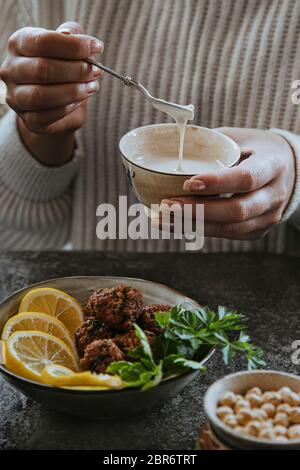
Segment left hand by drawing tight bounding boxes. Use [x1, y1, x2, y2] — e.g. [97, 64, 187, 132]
[161, 128, 295, 240]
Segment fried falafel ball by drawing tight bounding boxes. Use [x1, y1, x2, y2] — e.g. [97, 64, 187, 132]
[138, 304, 171, 335]
[79, 339, 124, 373]
[83, 285, 144, 330]
[75, 318, 113, 357]
[114, 329, 156, 357]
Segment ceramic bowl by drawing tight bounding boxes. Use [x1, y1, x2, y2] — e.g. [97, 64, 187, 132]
[204, 370, 300, 449]
[119, 123, 240, 207]
[0, 276, 214, 419]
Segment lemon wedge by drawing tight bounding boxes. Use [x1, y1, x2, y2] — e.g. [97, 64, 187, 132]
[2, 312, 77, 357]
[19, 287, 83, 335]
[6, 331, 78, 382]
[41, 363, 122, 389]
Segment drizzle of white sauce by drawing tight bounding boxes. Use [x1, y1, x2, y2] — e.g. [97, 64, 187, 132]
[136, 84, 194, 172]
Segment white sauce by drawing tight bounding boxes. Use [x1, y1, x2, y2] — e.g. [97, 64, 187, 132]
[135, 153, 225, 174]
[136, 84, 194, 172]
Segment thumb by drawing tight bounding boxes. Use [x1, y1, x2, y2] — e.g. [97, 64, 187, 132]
[56, 21, 85, 35]
[215, 127, 253, 155]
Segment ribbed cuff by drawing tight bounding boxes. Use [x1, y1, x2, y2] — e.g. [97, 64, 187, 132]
[270, 128, 300, 224]
[0, 110, 81, 202]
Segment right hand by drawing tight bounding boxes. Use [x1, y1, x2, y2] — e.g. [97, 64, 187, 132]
[0, 21, 103, 136]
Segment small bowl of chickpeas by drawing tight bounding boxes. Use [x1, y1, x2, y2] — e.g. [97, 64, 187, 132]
[204, 370, 300, 449]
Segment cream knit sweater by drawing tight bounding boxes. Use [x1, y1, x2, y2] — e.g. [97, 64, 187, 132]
[1, 0, 300, 252]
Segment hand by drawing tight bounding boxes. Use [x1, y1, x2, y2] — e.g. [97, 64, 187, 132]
[0, 22, 103, 165]
[161, 128, 295, 240]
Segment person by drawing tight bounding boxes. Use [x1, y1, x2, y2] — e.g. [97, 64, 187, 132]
[0, 0, 299, 253]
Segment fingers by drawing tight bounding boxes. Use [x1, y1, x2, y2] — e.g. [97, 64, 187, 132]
[204, 208, 282, 240]
[24, 102, 88, 135]
[8, 27, 103, 60]
[9, 80, 99, 111]
[183, 152, 278, 195]
[2, 23, 99, 137]
[21, 100, 86, 133]
[152, 205, 280, 241]
[4, 56, 103, 85]
[56, 21, 85, 35]
[162, 184, 285, 223]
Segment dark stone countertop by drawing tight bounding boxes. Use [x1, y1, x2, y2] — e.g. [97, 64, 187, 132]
[0, 251, 300, 450]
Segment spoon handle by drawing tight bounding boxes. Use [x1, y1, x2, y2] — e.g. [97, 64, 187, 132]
[85, 58, 138, 87]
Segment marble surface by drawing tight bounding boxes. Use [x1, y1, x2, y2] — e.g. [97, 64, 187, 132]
[0, 251, 300, 450]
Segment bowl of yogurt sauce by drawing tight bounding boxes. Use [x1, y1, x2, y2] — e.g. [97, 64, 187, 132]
[119, 123, 240, 208]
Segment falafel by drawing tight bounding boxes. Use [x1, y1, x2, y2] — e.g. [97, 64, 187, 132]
[114, 329, 156, 357]
[75, 318, 113, 357]
[138, 304, 171, 335]
[83, 285, 144, 330]
[79, 339, 124, 373]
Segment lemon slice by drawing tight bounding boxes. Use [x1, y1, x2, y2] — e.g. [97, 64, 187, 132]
[19, 288, 83, 335]
[0, 340, 6, 364]
[61, 386, 111, 391]
[2, 312, 77, 357]
[41, 364, 122, 389]
[6, 331, 78, 382]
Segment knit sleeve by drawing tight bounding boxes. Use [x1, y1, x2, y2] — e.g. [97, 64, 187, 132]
[270, 128, 300, 229]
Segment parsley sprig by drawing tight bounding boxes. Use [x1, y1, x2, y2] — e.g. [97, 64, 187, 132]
[107, 305, 265, 390]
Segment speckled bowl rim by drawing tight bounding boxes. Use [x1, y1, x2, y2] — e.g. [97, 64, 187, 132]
[204, 370, 300, 449]
[0, 275, 215, 395]
[119, 123, 241, 176]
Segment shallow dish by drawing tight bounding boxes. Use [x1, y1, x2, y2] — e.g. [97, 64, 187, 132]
[0, 276, 214, 419]
[204, 370, 300, 450]
[119, 124, 240, 207]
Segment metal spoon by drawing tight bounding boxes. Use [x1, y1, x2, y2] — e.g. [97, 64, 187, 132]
[86, 58, 194, 121]
[85, 58, 138, 87]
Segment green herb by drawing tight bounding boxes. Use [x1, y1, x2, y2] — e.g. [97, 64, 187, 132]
[107, 325, 163, 390]
[158, 305, 265, 370]
[107, 305, 265, 390]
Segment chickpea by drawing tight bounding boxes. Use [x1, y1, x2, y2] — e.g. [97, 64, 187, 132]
[216, 406, 233, 419]
[234, 399, 251, 413]
[235, 394, 244, 402]
[246, 393, 263, 408]
[275, 436, 288, 442]
[277, 403, 292, 415]
[217, 386, 300, 442]
[223, 414, 238, 428]
[289, 407, 300, 424]
[278, 386, 292, 397]
[279, 387, 300, 406]
[288, 425, 300, 440]
[260, 419, 274, 429]
[244, 420, 261, 437]
[219, 391, 237, 408]
[274, 412, 289, 427]
[290, 392, 300, 406]
[232, 425, 244, 434]
[262, 391, 282, 406]
[258, 427, 275, 440]
[274, 425, 287, 437]
[236, 408, 254, 425]
[252, 408, 267, 421]
[246, 386, 262, 396]
[261, 402, 276, 418]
